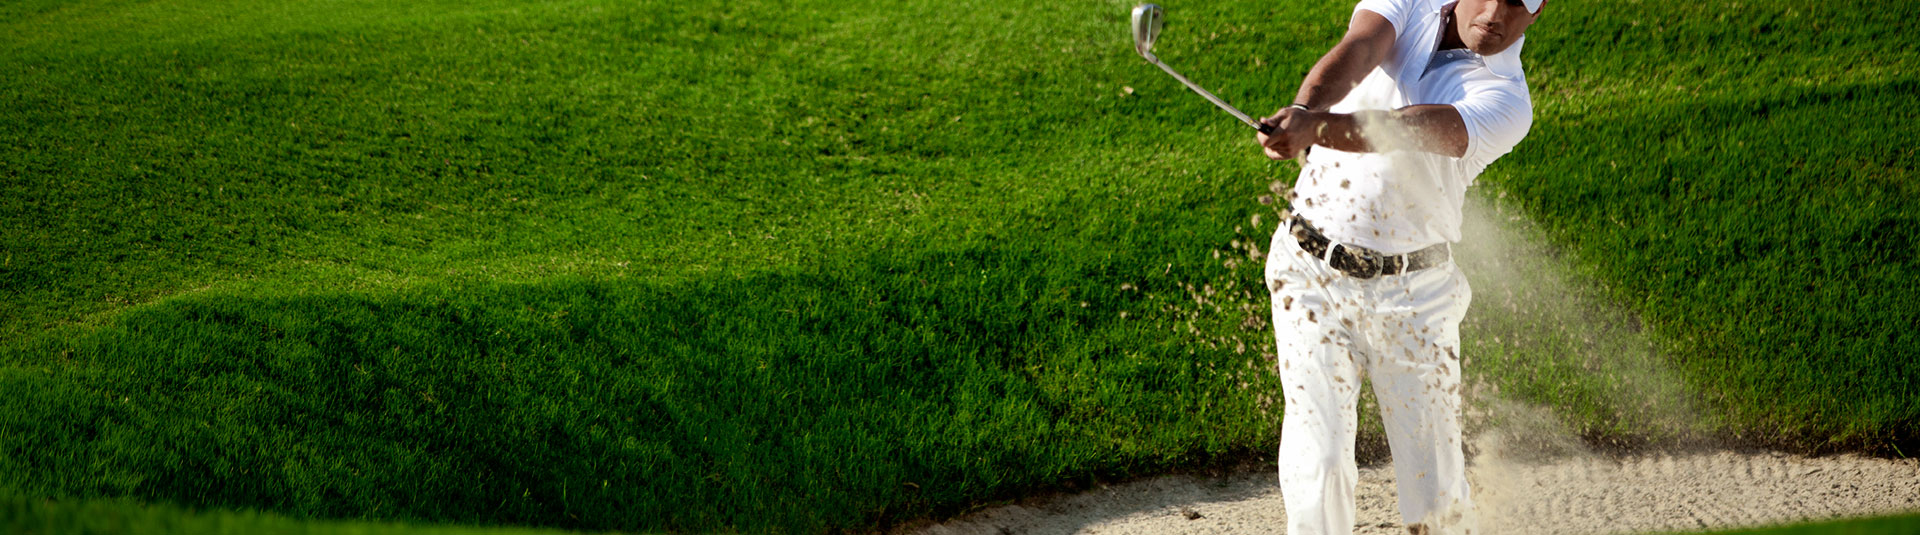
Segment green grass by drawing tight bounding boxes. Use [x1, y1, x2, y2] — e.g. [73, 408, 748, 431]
[2, 0, 1914, 532]
[1670, 512, 1920, 535]
[3, 0, 1296, 531]
[4, 494, 608, 535]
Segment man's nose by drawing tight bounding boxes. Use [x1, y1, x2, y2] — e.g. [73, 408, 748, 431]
[1483, 1, 1510, 28]
[1487, 0, 1515, 20]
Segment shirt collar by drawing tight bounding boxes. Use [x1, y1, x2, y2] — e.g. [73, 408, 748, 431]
[1485, 36, 1526, 80]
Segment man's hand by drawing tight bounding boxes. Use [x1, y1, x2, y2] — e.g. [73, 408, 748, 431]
[1257, 107, 1322, 161]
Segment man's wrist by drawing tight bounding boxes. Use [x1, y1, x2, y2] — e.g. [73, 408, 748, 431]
[1301, 110, 1328, 147]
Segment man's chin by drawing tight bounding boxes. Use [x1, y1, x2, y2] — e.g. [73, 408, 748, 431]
[1472, 38, 1516, 56]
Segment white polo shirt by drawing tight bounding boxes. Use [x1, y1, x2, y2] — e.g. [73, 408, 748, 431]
[1291, 0, 1533, 255]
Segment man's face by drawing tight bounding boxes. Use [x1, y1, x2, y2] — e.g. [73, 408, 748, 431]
[1455, 0, 1540, 56]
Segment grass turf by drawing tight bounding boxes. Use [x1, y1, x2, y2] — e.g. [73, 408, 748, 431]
[2, 0, 1914, 532]
[1668, 512, 1920, 535]
[3, 494, 608, 535]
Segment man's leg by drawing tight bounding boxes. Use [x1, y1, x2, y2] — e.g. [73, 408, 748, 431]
[1365, 263, 1474, 534]
[1268, 229, 1365, 535]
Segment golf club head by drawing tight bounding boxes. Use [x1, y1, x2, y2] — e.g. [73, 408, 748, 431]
[1131, 4, 1163, 58]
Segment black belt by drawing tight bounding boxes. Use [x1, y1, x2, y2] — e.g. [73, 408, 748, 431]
[1290, 215, 1450, 279]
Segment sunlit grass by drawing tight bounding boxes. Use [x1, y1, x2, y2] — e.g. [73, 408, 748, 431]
[2, 0, 1913, 532]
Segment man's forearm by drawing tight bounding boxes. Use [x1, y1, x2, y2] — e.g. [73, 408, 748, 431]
[1302, 106, 1469, 157]
[1305, 111, 1369, 153]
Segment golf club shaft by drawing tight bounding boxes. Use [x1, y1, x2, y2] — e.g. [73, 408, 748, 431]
[1146, 54, 1271, 134]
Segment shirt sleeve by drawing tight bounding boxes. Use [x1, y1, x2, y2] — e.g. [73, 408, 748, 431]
[1354, 0, 1417, 38]
[1454, 77, 1533, 170]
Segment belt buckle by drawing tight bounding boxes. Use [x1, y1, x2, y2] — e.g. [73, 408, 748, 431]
[1330, 244, 1383, 279]
[1382, 254, 1406, 275]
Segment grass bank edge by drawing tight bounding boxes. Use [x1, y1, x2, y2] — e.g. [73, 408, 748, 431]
[1655, 511, 1920, 535]
[2, 493, 616, 535]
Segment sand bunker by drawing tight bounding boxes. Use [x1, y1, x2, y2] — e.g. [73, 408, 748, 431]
[904, 449, 1920, 534]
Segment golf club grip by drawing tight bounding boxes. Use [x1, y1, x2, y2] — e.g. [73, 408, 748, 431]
[1256, 122, 1273, 135]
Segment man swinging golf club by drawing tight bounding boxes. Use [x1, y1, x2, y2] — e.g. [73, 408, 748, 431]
[1257, 0, 1543, 533]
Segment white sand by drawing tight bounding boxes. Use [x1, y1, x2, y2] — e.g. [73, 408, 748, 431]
[902, 449, 1920, 535]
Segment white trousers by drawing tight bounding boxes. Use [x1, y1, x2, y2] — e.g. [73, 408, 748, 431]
[1265, 223, 1475, 535]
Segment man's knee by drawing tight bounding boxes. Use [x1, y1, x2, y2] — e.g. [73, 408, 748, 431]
[1278, 447, 1352, 478]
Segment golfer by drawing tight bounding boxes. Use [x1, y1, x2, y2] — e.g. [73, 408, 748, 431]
[1255, 0, 1543, 533]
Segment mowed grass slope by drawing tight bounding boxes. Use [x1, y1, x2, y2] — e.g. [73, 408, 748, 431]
[4, 0, 1306, 531]
[2, 0, 1915, 533]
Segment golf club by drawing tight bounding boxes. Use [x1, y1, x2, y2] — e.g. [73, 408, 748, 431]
[1131, 4, 1272, 134]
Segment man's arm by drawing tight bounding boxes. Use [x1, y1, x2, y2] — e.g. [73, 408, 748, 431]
[1257, 10, 1470, 159]
[1278, 105, 1468, 157]
[1292, 10, 1397, 111]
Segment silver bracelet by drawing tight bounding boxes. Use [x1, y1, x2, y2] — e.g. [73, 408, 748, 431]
[1288, 103, 1311, 111]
